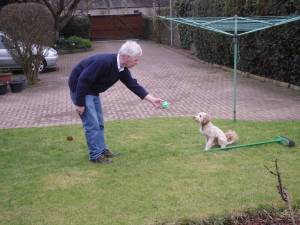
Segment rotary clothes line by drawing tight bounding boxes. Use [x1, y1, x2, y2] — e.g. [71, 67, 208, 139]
[159, 15, 300, 120]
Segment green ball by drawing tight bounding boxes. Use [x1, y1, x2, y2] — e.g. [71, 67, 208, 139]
[162, 100, 169, 109]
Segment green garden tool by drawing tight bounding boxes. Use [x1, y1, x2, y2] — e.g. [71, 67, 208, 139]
[212, 136, 295, 151]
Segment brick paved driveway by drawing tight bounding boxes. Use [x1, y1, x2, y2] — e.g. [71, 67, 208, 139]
[0, 40, 300, 129]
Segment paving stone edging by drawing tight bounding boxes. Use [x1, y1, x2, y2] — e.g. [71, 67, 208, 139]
[58, 47, 92, 55]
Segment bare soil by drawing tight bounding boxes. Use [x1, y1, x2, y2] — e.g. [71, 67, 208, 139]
[231, 210, 300, 225]
[157, 209, 300, 225]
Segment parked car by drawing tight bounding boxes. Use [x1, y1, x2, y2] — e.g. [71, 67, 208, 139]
[0, 32, 58, 72]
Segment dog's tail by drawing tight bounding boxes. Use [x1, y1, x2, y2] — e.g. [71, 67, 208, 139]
[225, 130, 239, 144]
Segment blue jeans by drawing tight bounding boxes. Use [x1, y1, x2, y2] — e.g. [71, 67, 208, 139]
[70, 92, 107, 160]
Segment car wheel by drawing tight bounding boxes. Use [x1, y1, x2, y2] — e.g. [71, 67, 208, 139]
[37, 59, 47, 72]
[32, 58, 47, 73]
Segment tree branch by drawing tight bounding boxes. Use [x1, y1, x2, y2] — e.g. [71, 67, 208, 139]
[265, 159, 296, 225]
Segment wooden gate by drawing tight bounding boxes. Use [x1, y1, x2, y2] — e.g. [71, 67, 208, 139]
[89, 14, 144, 40]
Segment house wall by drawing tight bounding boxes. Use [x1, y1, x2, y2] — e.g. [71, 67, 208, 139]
[144, 17, 181, 47]
[84, 7, 160, 17]
[75, 1, 179, 45]
[76, 7, 168, 17]
[76, 0, 171, 17]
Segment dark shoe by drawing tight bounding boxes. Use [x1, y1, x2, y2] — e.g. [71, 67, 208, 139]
[103, 149, 120, 158]
[90, 155, 112, 164]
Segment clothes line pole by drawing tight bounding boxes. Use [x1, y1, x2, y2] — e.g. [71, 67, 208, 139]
[233, 15, 238, 121]
[170, 0, 173, 46]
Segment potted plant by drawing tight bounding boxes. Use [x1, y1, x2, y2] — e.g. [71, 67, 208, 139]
[9, 79, 25, 93]
[0, 68, 13, 83]
[0, 82, 8, 95]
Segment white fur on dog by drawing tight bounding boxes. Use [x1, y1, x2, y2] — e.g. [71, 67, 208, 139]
[194, 112, 238, 151]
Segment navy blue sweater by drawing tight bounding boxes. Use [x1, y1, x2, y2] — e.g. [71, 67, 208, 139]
[68, 54, 148, 106]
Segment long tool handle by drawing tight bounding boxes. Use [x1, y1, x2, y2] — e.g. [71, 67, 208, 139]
[211, 139, 279, 151]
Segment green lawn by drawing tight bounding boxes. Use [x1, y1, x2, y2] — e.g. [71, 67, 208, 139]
[0, 117, 299, 225]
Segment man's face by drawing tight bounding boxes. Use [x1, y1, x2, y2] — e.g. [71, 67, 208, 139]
[122, 55, 139, 68]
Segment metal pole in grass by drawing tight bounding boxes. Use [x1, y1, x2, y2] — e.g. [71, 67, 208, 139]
[170, 0, 173, 46]
[233, 15, 238, 121]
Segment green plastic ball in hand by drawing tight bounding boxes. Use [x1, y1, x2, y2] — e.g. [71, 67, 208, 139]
[162, 100, 169, 109]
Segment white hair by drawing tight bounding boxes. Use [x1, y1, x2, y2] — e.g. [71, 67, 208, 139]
[118, 40, 142, 57]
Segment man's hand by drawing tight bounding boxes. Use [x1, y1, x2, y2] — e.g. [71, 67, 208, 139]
[76, 106, 85, 116]
[144, 94, 164, 108]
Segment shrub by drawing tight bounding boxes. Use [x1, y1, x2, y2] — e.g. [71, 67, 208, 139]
[68, 36, 92, 49]
[54, 36, 91, 51]
[174, 0, 300, 86]
[61, 16, 90, 39]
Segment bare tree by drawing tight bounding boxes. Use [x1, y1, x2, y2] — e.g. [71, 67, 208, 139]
[41, 0, 82, 39]
[105, 0, 110, 14]
[0, 0, 10, 9]
[76, 0, 93, 15]
[265, 159, 296, 225]
[0, 3, 55, 84]
[1, 0, 41, 6]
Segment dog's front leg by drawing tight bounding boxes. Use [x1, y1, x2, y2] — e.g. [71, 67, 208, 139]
[220, 144, 227, 149]
[205, 136, 209, 144]
[205, 138, 215, 151]
[203, 135, 209, 150]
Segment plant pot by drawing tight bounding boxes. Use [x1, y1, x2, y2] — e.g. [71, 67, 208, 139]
[0, 83, 8, 95]
[9, 80, 24, 93]
[13, 75, 27, 89]
[0, 72, 12, 83]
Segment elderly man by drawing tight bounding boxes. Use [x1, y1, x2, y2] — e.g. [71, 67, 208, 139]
[68, 40, 163, 164]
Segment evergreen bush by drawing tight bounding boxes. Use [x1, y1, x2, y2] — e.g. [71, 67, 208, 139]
[175, 0, 300, 86]
[61, 16, 90, 39]
[54, 36, 91, 51]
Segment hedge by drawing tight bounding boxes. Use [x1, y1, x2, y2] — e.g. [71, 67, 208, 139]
[60, 16, 90, 39]
[175, 0, 300, 86]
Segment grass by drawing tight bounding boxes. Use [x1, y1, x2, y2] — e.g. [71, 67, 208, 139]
[0, 117, 299, 225]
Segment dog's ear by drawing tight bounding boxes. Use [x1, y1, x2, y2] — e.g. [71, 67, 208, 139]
[202, 114, 210, 125]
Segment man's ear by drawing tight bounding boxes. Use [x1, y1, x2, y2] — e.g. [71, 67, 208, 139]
[120, 54, 129, 64]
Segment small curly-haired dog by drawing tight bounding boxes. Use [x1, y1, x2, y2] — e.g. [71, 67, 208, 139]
[194, 112, 238, 151]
